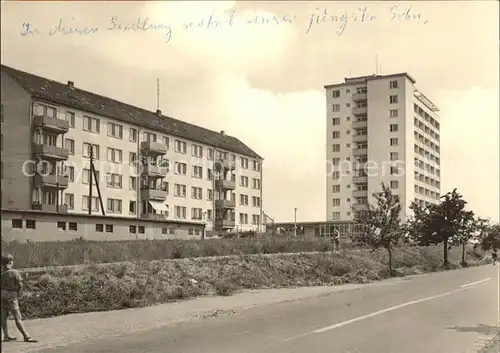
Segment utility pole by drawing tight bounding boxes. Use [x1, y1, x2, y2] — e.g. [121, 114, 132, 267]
[294, 207, 297, 237]
[88, 146, 93, 215]
[56, 162, 59, 212]
[88, 145, 105, 216]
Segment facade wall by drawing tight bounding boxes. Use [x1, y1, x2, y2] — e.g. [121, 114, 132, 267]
[1, 72, 33, 210]
[1, 210, 204, 242]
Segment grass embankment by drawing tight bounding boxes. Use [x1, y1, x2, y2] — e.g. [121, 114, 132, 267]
[13, 240, 489, 320]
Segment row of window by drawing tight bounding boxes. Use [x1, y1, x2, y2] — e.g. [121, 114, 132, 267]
[414, 158, 440, 177]
[10, 218, 195, 235]
[414, 144, 440, 165]
[331, 95, 400, 113]
[332, 180, 398, 193]
[414, 171, 440, 189]
[414, 117, 439, 141]
[414, 131, 440, 153]
[414, 104, 439, 130]
[414, 185, 440, 200]
[331, 80, 399, 98]
[35, 103, 261, 170]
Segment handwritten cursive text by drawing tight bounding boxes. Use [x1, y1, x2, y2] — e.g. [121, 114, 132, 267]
[108, 16, 172, 42]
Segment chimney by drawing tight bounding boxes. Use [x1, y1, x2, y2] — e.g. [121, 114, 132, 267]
[220, 130, 225, 135]
[67, 81, 74, 89]
[156, 109, 162, 116]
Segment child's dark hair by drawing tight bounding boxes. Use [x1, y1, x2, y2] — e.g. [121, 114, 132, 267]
[2, 253, 14, 266]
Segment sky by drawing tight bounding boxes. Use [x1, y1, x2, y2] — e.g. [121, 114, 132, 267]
[1, 1, 499, 223]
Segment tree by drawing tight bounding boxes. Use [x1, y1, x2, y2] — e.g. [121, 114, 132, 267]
[408, 188, 473, 267]
[352, 183, 403, 275]
[453, 212, 480, 265]
[479, 223, 500, 251]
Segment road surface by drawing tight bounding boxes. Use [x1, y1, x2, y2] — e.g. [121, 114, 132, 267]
[32, 265, 500, 353]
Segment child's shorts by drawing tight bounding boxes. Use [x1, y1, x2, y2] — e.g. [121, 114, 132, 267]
[2, 298, 20, 312]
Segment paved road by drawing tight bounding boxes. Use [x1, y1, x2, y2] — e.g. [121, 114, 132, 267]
[38, 265, 499, 353]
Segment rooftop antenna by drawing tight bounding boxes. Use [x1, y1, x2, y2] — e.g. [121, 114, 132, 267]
[349, 68, 352, 76]
[156, 78, 160, 111]
[375, 54, 379, 75]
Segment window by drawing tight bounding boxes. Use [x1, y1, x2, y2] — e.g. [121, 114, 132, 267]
[138, 226, 145, 234]
[390, 152, 399, 161]
[82, 169, 99, 184]
[163, 136, 169, 147]
[107, 198, 122, 213]
[240, 157, 248, 169]
[390, 80, 398, 89]
[161, 181, 169, 193]
[390, 181, 399, 189]
[332, 144, 340, 152]
[332, 158, 340, 166]
[106, 173, 122, 188]
[390, 138, 398, 146]
[26, 220, 36, 229]
[105, 224, 113, 233]
[239, 213, 248, 224]
[129, 201, 136, 214]
[69, 222, 77, 231]
[332, 131, 340, 139]
[129, 152, 137, 165]
[34, 103, 57, 118]
[83, 115, 100, 133]
[191, 208, 203, 220]
[191, 144, 203, 157]
[143, 131, 157, 142]
[240, 194, 248, 205]
[130, 225, 137, 234]
[332, 171, 340, 180]
[64, 138, 75, 155]
[174, 184, 187, 197]
[107, 122, 123, 139]
[240, 176, 248, 187]
[332, 212, 340, 220]
[65, 166, 75, 182]
[252, 196, 261, 207]
[175, 206, 187, 219]
[207, 168, 213, 180]
[191, 186, 202, 199]
[175, 140, 187, 153]
[12, 219, 22, 229]
[129, 176, 137, 190]
[252, 178, 261, 189]
[65, 193, 74, 210]
[57, 221, 66, 230]
[161, 227, 168, 235]
[332, 198, 340, 206]
[192, 165, 203, 178]
[332, 117, 340, 125]
[332, 104, 340, 112]
[389, 109, 398, 118]
[207, 148, 214, 160]
[107, 148, 122, 163]
[390, 124, 398, 132]
[207, 189, 213, 201]
[389, 95, 398, 104]
[175, 162, 187, 175]
[82, 195, 100, 211]
[332, 90, 340, 98]
[95, 224, 104, 232]
[252, 160, 261, 171]
[129, 127, 137, 142]
[83, 143, 99, 159]
[332, 185, 340, 193]
[390, 166, 399, 175]
[65, 111, 75, 127]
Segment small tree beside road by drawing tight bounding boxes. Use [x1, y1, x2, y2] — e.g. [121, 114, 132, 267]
[479, 223, 500, 251]
[352, 183, 403, 275]
[408, 188, 474, 267]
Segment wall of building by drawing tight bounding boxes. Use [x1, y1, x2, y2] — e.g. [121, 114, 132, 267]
[0, 210, 204, 242]
[27, 99, 262, 232]
[1, 72, 33, 210]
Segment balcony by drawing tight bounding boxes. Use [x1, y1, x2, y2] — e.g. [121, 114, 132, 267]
[215, 199, 236, 209]
[33, 115, 70, 134]
[353, 175, 368, 183]
[215, 219, 236, 228]
[214, 157, 236, 171]
[353, 148, 368, 156]
[352, 134, 368, 142]
[141, 141, 167, 155]
[352, 203, 369, 212]
[31, 203, 68, 213]
[352, 120, 367, 129]
[352, 106, 368, 115]
[33, 144, 69, 160]
[352, 92, 367, 102]
[33, 173, 69, 189]
[140, 213, 166, 221]
[353, 189, 368, 198]
[142, 164, 168, 178]
[214, 179, 236, 190]
[140, 188, 167, 201]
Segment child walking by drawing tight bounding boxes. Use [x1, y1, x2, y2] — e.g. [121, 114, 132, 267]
[1, 253, 37, 343]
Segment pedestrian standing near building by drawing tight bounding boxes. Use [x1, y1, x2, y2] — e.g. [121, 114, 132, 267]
[1, 253, 37, 343]
[492, 249, 498, 265]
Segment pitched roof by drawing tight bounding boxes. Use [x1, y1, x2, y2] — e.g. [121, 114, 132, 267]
[1, 64, 262, 159]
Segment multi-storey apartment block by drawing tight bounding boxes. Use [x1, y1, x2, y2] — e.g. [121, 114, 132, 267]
[325, 73, 441, 221]
[0, 65, 264, 240]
